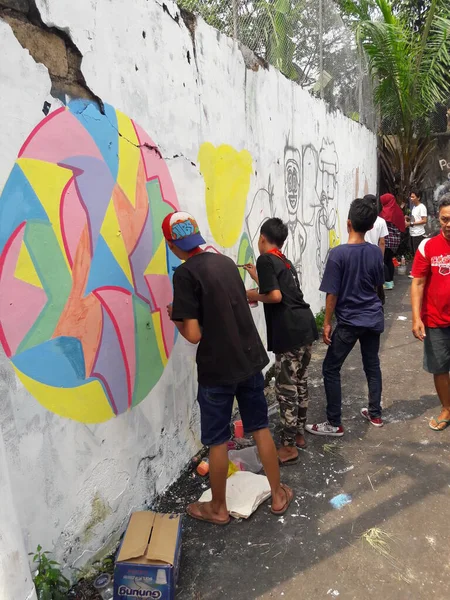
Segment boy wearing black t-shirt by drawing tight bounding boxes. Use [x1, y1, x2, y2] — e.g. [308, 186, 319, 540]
[162, 211, 293, 525]
[246, 218, 318, 465]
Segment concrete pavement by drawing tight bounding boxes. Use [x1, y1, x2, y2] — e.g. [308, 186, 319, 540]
[159, 272, 449, 600]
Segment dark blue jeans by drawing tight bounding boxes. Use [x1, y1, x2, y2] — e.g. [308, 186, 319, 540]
[323, 324, 382, 427]
[197, 372, 269, 446]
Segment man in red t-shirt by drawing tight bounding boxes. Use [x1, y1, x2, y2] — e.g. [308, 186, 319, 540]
[411, 195, 450, 431]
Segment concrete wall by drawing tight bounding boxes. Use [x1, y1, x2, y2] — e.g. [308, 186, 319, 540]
[0, 0, 377, 591]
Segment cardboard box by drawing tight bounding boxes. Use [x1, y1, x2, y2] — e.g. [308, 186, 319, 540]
[114, 512, 182, 600]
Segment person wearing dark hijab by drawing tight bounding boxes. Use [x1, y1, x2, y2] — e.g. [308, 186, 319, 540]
[380, 194, 406, 289]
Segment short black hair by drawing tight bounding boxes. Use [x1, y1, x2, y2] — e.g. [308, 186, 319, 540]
[363, 194, 377, 206]
[363, 193, 380, 214]
[260, 218, 289, 248]
[410, 189, 421, 198]
[348, 198, 377, 233]
[439, 193, 450, 210]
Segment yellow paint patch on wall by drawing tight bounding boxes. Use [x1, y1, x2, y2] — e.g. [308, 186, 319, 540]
[14, 240, 42, 288]
[329, 210, 341, 248]
[17, 159, 72, 270]
[14, 367, 114, 423]
[198, 143, 253, 248]
[152, 312, 168, 366]
[116, 111, 141, 207]
[100, 201, 134, 285]
[145, 240, 167, 276]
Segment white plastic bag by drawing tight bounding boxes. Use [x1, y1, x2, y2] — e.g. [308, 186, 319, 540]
[228, 447, 262, 473]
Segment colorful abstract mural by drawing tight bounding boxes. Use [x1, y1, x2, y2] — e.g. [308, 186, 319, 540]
[0, 100, 180, 423]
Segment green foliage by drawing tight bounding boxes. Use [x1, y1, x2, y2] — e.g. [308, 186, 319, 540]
[258, 0, 298, 80]
[391, 0, 432, 31]
[341, 0, 450, 198]
[315, 308, 326, 331]
[30, 545, 70, 600]
[335, 0, 376, 21]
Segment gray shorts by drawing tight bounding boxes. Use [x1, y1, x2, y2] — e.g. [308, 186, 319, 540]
[424, 327, 450, 374]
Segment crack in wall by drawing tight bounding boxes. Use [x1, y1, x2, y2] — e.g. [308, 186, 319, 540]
[0, 0, 104, 113]
[179, 6, 197, 63]
[162, 2, 180, 25]
[79, 108, 196, 166]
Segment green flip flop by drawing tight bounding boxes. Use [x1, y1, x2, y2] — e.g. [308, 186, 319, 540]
[429, 418, 450, 432]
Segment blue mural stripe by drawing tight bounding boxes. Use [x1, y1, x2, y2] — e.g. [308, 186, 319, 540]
[12, 336, 86, 387]
[85, 235, 134, 296]
[0, 164, 49, 253]
[69, 99, 119, 181]
[165, 242, 181, 285]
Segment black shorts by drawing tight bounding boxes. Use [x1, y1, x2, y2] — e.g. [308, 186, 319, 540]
[197, 372, 269, 446]
[424, 327, 450, 374]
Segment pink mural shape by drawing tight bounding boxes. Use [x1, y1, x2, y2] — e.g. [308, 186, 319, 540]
[145, 274, 175, 358]
[60, 177, 87, 268]
[19, 108, 103, 163]
[133, 123, 178, 210]
[0, 223, 47, 356]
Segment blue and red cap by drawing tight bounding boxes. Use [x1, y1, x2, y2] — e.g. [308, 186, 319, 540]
[162, 211, 206, 251]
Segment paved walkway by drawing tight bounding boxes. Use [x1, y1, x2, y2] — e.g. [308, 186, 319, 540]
[164, 274, 449, 600]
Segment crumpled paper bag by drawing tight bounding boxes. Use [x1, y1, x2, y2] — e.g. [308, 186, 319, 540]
[199, 471, 271, 519]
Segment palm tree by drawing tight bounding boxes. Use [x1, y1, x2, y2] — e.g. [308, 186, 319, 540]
[347, 0, 450, 200]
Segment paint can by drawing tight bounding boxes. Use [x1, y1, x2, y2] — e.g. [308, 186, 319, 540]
[234, 420, 244, 438]
[196, 460, 209, 476]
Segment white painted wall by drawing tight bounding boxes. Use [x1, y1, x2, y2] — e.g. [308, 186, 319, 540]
[0, 0, 377, 590]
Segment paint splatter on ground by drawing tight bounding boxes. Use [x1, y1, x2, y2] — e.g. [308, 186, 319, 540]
[330, 493, 352, 509]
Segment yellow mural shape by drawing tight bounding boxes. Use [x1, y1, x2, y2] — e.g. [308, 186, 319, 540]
[152, 312, 168, 366]
[17, 159, 73, 270]
[329, 210, 341, 249]
[145, 240, 167, 276]
[14, 366, 114, 423]
[198, 143, 253, 248]
[14, 241, 43, 288]
[116, 111, 141, 207]
[100, 200, 134, 285]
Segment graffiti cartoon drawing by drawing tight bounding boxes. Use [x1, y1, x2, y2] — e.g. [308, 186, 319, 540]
[242, 176, 274, 285]
[245, 175, 275, 250]
[284, 143, 307, 285]
[316, 139, 340, 276]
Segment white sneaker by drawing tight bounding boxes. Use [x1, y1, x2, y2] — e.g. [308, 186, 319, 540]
[305, 422, 344, 437]
[408, 274, 414, 279]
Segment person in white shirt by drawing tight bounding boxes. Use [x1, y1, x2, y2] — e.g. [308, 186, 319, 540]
[363, 194, 388, 255]
[406, 190, 428, 277]
[406, 190, 428, 252]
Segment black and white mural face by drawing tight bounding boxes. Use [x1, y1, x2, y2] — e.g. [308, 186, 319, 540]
[284, 145, 301, 221]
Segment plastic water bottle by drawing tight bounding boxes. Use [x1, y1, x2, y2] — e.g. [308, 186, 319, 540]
[401, 256, 405, 266]
[93, 574, 114, 600]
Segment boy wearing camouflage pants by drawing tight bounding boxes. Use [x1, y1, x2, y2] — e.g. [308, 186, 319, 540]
[245, 219, 318, 464]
